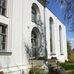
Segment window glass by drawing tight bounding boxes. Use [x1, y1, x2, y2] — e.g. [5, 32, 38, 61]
[32, 7, 37, 23]
[0, 25, 7, 50]
[0, 0, 6, 16]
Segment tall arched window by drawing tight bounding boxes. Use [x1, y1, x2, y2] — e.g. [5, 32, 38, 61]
[59, 25, 63, 54]
[49, 17, 54, 53]
[31, 3, 40, 24]
[32, 7, 37, 23]
[31, 27, 41, 58]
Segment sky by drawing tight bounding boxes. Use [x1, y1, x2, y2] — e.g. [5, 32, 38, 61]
[47, 0, 74, 49]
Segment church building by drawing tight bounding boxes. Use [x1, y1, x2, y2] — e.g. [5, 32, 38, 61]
[0, 0, 67, 74]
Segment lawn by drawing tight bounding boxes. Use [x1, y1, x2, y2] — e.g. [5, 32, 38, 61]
[60, 62, 74, 74]
[60, 62, 74, 70]
[29, 67, 54, 74]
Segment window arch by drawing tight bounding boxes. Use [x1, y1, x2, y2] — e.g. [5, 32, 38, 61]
[31, 3, 41, 24]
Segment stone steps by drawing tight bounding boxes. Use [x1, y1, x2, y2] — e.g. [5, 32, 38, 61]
[29, 60, 44, 67]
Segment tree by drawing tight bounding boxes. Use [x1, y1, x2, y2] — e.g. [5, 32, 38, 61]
[67, 40, 71, 60]
[57, 0, 74, 31]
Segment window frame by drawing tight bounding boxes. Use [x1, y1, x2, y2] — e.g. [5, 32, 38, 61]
[0, 24, 7, 51]
[0, 0, 7, 16]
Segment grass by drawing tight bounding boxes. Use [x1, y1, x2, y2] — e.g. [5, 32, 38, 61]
[29, 67, 54, 74]
[67, 70, 74, 74]
[60, 62, 74, 70]
[29, 67, 47, 74]
[60, 62, 74, 74]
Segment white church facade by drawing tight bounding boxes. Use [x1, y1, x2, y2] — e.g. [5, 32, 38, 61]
[0, 0, 67, 74]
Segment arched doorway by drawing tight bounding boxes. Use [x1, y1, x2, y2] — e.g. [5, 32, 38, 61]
[31, 27, 41, 58]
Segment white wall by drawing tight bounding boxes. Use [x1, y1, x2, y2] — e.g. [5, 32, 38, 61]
[45, 8, 68, 62]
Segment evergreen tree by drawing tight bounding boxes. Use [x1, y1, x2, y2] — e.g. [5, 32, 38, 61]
[67, 40, 71, 60]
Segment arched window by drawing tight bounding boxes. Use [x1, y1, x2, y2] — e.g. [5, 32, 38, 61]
[31, 3, 40, 24]
[32, 7, 37, 23]
[49, 17, 54, 54]
[59, 25, 63, 54]
[31, 27, 41, 58]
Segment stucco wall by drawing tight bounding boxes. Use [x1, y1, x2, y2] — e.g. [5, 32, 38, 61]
[45, 8, 67, 62]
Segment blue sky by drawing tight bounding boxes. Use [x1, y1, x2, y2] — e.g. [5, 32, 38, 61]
[47, 0, 74, 49]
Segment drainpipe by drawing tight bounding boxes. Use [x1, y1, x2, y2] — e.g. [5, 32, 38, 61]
[44, 0, 47, 61]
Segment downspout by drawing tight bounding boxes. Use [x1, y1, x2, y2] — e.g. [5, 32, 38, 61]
[44, 0, 47, 61]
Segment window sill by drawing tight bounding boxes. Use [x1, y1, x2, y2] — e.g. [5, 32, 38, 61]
[0, 51, 12, 55]
[0, 14, 8, 18]
[32, 21, 40, 25]
[60, 54, 64, 55]
[29, 57, 36, 60]
[50, 53, 56, 56]
[0, 15, 9, 25]
[29, 56, 45, 60]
